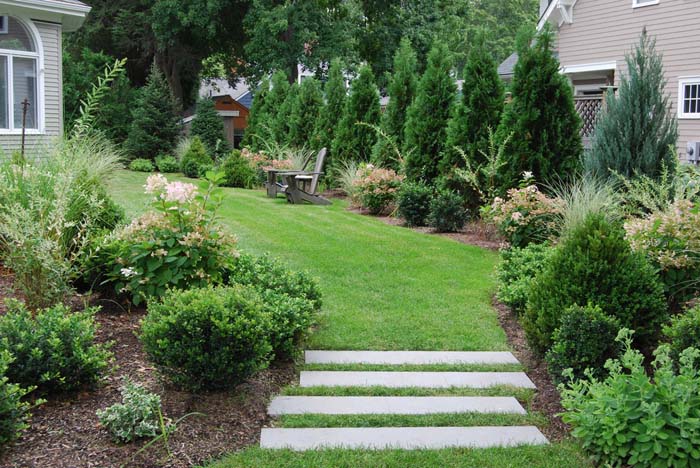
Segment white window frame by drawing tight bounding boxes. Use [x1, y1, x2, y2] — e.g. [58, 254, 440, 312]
[0, 16, 8, 34]
[0, 16, 45, 135]
[679, 77, 700, 120]
[633, 0, 660, 8]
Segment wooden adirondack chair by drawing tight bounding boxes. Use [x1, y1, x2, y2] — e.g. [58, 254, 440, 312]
[265, 150, 315, 198]
[279, 148, 331, 205]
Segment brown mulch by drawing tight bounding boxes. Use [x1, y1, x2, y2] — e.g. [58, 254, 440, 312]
[0, 289, 296, 468]
[493, 299, 569, 442]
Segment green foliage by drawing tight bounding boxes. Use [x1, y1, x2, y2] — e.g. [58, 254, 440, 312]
[663, 306, 700, 364]
[97, 379, 164, 443]
[586, 32, 678, 181]
[315, 58, 347, 167]
[352, 164, 404, 215]
[227, 253, 323, 313]
[0, 300, 111, 394]
[404, 42, 456, 183]
[264, 71, 291, 143]
[454, 129, 510, 207]
[0, 350, 35, 448]
[140, 285, 273, 391]
[496, 243, 553, 316]
[191, 98, 229, 157]
[546, 304, 622, 384]
[525, 213, 667, 354]
[331, 65, 381, 166]
[497, 26, 583, 191]
[260, 289, 316, 360]
[155, 155, 179, 173]
[126, 64, 180, 160]
[221, 150, 257, 188]
[289, 78, 324, 147]
[273, 83, 299, 146]
[129, 158, 155, 172]
[180, 137, 214, 178]
[92, 173, 236, 306]
[428, 190, 468, 233]
[371, 38, 417, 170]
[441, 33, 504, 193]
[241, 76, 271, 150]
[397, 182, 433, 227]
[560, 330, 700, 467]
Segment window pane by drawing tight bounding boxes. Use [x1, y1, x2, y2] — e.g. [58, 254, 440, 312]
[0, 56, 7, 129]
[13, 57, 37, 129]
[0, 17, 35, 52]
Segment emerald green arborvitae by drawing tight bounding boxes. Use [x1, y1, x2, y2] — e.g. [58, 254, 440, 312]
[331, 65, 381, 165]
[497, 25, 583, 191]
[315, 58, 346, 161]
[242, 75, 270, 149]
[273, 82, 298, 146]
[585, 31, 678, 180]
[191, 98, 228, 156]
[263, 70, 290, 143]
[371, 38, 418, 170]
[289, 78, 324, 147]
[441, 32, 504, 176]
[126, 63, 180, 160]
[403, 42, 456, 183]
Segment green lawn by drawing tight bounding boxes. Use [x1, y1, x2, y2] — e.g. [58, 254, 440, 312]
[108, 170, 590, 468]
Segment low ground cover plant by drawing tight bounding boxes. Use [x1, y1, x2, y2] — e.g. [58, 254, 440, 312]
[560, 330, 700, 467]
[97, 378, 165, 443]
[0, 350, 36, 448]
[140, 285, 273, 391]
[352, 163, 404, 215]
[397, 182, 433, 227]
[129, 158, 155, 172]
[0, 300, 111, 394]
[496, 242, 553, 315]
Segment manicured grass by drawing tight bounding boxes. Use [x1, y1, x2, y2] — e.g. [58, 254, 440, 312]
[109, 170, 506, 351]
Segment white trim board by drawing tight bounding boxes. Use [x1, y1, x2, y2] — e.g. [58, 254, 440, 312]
[560, 61, 617, 75]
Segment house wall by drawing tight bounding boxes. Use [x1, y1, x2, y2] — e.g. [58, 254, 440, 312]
[554, 0, 700, 160]
[0, 20, 62, 158]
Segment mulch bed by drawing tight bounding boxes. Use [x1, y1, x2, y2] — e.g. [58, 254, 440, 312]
[0, 275, 296, 468]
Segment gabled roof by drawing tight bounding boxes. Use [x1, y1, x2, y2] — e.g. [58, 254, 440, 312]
[498, 52, 519, 80]
[537, 0, 577, 30]
[1, 0, 91, 31]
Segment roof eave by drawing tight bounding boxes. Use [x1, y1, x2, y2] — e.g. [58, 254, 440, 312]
[1, 0, 91, 31]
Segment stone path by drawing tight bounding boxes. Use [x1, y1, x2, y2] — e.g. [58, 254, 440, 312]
[260, 350, 548, 451]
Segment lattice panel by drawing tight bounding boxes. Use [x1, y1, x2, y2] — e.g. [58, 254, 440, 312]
[574, 96, 603, 138]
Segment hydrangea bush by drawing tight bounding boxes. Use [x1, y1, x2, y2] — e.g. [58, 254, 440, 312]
[92, 172, 237, 305]
[352, 163, 404, 215]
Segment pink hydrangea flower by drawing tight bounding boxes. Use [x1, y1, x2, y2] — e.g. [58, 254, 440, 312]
[163, 181, 198, 204]
[144, 174, 168, 195]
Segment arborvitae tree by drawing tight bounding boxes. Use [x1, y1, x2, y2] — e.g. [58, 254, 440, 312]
[191, 98, 228, 156]
[497, 26, 583, 190]
[403, 42, 456, 183]
[315, 58, 346, 157]
[371, 38, 418, 170]
[127, 63, 180, 160]
[242, 76, 271, 149]
[441, 32, 504, 175]
[585, 31, 678, 180]
[262, 70, 290, 143]
[289, 78, 324, 147]
[331, 65, 381, 164]
[273, 82, 298, 146]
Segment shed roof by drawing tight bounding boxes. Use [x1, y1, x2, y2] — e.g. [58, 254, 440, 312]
[498, 52, 518, 80]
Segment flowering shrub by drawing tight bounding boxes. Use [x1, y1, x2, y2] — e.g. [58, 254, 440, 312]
[625, 200, 700, 302]
[352, 164, 404, 215]
[241, 148, 294, 185]
[92, 172, 237, 305]
[483, 178, 559, 248]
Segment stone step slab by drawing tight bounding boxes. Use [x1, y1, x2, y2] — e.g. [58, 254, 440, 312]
[268, 396, 526, 416]
[299, 371, 536, 389]
[305, 350, 520, 365]
[260, 426, 548, 450]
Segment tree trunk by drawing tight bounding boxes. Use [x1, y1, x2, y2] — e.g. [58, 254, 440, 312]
[155, 49, 184, 110]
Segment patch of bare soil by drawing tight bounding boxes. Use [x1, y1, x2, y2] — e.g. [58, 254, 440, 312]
[0, 282, 296, 468]
[493, 299, 569, 442]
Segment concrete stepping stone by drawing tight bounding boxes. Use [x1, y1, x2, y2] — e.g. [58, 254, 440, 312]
[305, 350, 520, 365]
[260, 426, 548, 450]
[268, 396, 526, 415]
[299, 371, 536, 389]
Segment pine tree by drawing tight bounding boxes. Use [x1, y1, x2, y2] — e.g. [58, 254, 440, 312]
[331, 65, 381, 164]
[403, 42, 456, 183]
[191, 98, 228, 156]
[371, 38, 418, 170]
[315, 58, 346, 156]
[585, 31, 678, 180]
[289, 78, 324, 147]
[441, 32, 504, 176]
[126, 63, 180, 159]
[497, 26, 583, 190]
[273, 82, 298, 146]
[242, 76, 271, 149]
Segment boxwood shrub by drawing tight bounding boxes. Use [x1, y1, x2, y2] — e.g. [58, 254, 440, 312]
[155, 155, 179, 173]
[428, 190, 468, 233]
[496, 242, 553, 316]
[663, 305, 700, 364]
[220, 150, 257, 188]
[180, 137, 213, 178]
[129, 158, 155, 172]
[0, 350, 35, 448]
[397, 182, 433, 227]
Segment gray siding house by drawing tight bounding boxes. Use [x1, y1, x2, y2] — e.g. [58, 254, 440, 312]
[0, 0, 90, 155]
[537, 0, 700, 158]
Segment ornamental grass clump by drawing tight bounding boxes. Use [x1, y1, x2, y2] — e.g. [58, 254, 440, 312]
[92, 172, 237, 305]
[352, 163, 404, 215]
